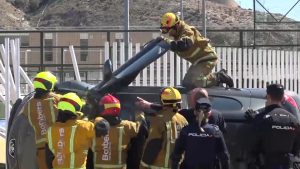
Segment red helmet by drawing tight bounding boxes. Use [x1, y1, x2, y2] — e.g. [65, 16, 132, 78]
[99, 94, 121, 116]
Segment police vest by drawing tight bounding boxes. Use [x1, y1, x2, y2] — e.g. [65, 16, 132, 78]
[47, 119, 95, 169]
[92, 120, 138, 169]
[23, 93, 60, 148]
[173, 21, 217, 64]
[141, 110, 188, 168]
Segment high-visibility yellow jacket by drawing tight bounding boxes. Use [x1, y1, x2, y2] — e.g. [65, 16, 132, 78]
[92, 118, 139, 169]
[23, 92, 61, 148]
[141, 109, 188, 169]
[171, 20, 218, 64]
[47, 119, 95, 169]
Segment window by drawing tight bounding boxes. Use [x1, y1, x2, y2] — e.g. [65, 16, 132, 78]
[210, 96, 243, 111]
[44, 39, 53, 61]
[21, 36, 29, 47]
[80, 39, 88, 61]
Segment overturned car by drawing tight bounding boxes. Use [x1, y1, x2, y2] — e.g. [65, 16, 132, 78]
[6, 38, 300, 169]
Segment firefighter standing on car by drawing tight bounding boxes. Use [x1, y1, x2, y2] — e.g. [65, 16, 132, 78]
[245, 84, 300, 169]
[171, 98, 230, 169]
[22, 71, 61, 169]
[140, 87, 188, 169]
[93, 94, 146, 169]
[160, 12, 233, 89]
[45, 92, 101, 169]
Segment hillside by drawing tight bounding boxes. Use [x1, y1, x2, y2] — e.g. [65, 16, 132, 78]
[1, 0, 299, 48]
[0, 0, 30, 30]
[23, 0, 251, 29]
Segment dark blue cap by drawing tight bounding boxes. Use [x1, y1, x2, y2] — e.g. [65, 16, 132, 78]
[267, 84, 284, 96]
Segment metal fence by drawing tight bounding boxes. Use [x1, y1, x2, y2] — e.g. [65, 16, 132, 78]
[105, 42, 300, 93]
[1, 29, 300, 94]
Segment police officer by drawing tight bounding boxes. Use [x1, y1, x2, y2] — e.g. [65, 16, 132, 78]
[171, 98, 230, 169]
[45, 92, 98, 169]
[93, 94, 145, 169]
[245, 84, 300, 169]
[140, 87, 188, 169]
[22, 71, 61, 169]
[182, 87, 226, 133]
[160, 12, 233, 88]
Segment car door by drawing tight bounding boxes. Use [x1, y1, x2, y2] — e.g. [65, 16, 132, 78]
[207, 88, 252, 169]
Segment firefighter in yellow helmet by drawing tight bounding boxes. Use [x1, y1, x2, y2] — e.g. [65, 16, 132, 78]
[140, 87, 188, 169]
[45, 92, 102, 169]
[92, 94, 146, 169]
[22, 71, 61, 169]
[160, 12, 233, 89]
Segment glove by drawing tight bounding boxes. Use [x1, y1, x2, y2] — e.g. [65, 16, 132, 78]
[157, 36, 172, 44]
[244, 109, 259, 120]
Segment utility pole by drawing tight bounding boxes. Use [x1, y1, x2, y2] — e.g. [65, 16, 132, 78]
[124, 0, 129, 59]
[202, 0, 206, 37]
[180, 0, 184, 20]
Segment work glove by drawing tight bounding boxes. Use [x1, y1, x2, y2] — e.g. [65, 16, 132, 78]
[244, 109, 259, 121]
[157, 36, 172, 44]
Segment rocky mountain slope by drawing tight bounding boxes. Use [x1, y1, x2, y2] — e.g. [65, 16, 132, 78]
[2, 0, 299, 48]
[0, 0, 30, 30]
[3, 0, 251, 29]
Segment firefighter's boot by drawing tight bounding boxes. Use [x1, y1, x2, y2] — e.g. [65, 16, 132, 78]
[216, 69, 234, 88]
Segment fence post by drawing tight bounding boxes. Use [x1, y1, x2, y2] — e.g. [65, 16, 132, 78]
[239, 31, 243, 48]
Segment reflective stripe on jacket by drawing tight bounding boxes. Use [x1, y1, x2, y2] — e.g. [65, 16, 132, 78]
[92, 119, 138, 169]
[142, 110, 188, 168]
[23, 92, 60, 148]
[47, 119, 95, 169]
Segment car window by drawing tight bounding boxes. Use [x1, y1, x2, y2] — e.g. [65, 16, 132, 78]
[209, 96, 243, 111]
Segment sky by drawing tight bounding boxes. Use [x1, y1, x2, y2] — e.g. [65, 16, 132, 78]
[237, 0, 300, 21]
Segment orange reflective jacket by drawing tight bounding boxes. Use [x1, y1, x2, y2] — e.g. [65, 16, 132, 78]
[23, 92, 60, 148]
[47, 119, 95, 169]
[92, 118, 138, 169]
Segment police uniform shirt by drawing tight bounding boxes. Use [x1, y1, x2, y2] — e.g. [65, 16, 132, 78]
[252, 104, 300, 156]
[172, 123, 229, 169]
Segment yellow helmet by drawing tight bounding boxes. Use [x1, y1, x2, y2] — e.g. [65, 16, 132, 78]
[161, 12, 179, 29]
[33, 71, 57, 91]
[160, 87, 182, 106]
[58, 92, 83, 115]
